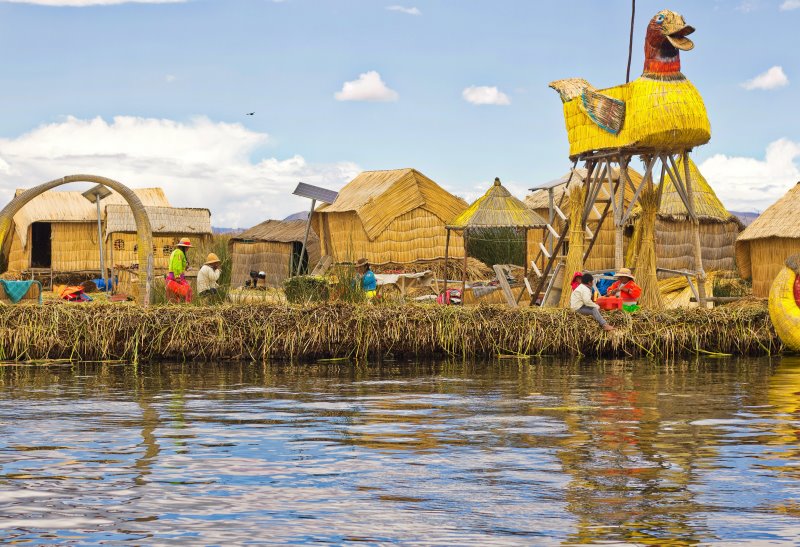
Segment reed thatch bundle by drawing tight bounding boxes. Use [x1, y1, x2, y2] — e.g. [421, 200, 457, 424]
[0, 301, 778, 363]
[634, 185, 664, 309]
[559, 184, 587, 308]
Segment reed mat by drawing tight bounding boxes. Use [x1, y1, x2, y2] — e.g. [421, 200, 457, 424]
[0, 302, 779, 363]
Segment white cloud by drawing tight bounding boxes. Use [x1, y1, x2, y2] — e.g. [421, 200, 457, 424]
[386, 5, 420, 15]
[165, 74, 177, 83]
[736, 1, 759, 12]
[0, 116, 360, 228]
[0, 0, 184, 5]
[741, 66, 789, 90]
[699, 139, 800, 212]
[780, 0, 800, 10]
[334, 71, 398, 102]
[462, 86, 511, 106]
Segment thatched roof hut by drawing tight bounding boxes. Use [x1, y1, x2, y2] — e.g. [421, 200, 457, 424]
[229, 219, 321, 288]
[652, 157, 742, 275]
[525, 167, 642, 272]
[449, 177, 547, 230]
[5, 187, 169, 273]
[736, 182, 800, 297]
[311, 168, 467, 265]
[104, 204, 212, 271]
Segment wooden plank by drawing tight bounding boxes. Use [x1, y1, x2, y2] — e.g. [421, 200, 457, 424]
[664, 154, 691, 214]
[583, 176, 616, 263]
[541, 262, 564, 307]
[493, 264, 518, 308]
[621, 163, 650, 224]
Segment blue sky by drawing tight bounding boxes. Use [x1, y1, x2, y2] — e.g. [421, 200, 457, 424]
[0, 0, 798, 227]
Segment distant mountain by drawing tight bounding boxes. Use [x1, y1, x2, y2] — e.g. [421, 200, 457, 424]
[212, 227, 245, 235]
[283, 211, 309, 221]
[730, 211, 760, 227]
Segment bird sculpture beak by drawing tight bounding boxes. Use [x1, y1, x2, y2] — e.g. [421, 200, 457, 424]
[665, 21, 695, 51]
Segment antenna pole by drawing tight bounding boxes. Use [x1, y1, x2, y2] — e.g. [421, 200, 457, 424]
[626, 0, 635, 83]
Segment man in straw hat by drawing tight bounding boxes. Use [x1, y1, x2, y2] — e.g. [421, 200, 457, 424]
[605, 267, 642, 303]
[198, 253, 223, 301]
[166, 237, 193, 303]
[354, 257, 377, 300]
[571, 273, 614, 332]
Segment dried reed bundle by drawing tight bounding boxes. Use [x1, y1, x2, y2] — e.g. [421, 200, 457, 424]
[376, 258, 492, 283]
[0, 300, 778, 363]
[559, 184, 587, 308]
[634, 185, 664, 310]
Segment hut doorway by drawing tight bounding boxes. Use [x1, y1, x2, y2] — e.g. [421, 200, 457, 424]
[291, 241, 309, 275]
[30, 222, 52, 268]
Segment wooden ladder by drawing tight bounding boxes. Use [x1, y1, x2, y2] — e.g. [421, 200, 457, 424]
[529, 164, 622, 306]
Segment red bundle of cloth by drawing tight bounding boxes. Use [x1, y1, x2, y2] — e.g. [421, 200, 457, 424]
[166, 277, 192, 303]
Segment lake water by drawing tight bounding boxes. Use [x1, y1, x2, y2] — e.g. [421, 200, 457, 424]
[1, 357, 799, 545]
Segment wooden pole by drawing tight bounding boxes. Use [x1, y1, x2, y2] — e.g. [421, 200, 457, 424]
[683, 151, 708, 307]
[95, 195, 107, 288]
[614, 158, 627, 270]
[297, 198, 316, 276]
[523, 228, 528, 277]
[462, 231, 468, 298]
[443, 228, 450, 295]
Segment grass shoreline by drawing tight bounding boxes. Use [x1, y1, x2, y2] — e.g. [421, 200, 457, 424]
[0, 302, 780, 363]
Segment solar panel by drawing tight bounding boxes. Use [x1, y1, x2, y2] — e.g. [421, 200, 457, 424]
[292, 182, 338, 204]
[81, 183, 113, 203]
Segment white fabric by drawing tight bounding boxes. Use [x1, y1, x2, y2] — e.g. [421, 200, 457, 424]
[197, 264, 221, 293]
[570, 283, 598, 311]
[373, 270, 435, 296]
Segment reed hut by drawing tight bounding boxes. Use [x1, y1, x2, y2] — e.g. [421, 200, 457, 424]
[651, 157, 742, 275]
[525, 167, 642, 272]
[104, 204, 212, 271]
[229, 219, 321, 288]
[447, 177, 547, 302]
[736, 182, 800, 297]
[5, 187, 169, 274]
[311, 168, 467, 266]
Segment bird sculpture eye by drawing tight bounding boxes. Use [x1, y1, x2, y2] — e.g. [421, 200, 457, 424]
[656, 14, 665, 23]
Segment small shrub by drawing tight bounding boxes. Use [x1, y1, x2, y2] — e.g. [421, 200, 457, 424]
[284, 275, 330, 304]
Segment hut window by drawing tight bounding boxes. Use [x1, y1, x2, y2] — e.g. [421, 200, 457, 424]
[163, 245, 173, 256]
[113, 239, 125, 251]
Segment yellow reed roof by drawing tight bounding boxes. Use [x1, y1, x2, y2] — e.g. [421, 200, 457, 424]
[737, 182, 800, 242]
[104, 204, 211, 237]
[661, 156, 734, 223]
[315, 168, 467, 240]
[448, 178, 547, 230]
[11, 187, 170, 248]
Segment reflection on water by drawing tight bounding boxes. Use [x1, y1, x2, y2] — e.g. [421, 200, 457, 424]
[0, 357, 799, 545]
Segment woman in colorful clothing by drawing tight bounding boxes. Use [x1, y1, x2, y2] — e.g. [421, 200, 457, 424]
[166, 238, 193, 303]
[605, 267, 642, 303]
[354, 257, 377, 300]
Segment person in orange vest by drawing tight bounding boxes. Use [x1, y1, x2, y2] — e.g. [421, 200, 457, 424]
[605, 268, 642, 302]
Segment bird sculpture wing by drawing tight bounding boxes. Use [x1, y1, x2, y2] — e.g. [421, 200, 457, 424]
[550, 78, 626, 135]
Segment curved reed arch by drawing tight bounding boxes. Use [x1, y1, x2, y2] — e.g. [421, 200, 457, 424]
[0, 175, 155, 306]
